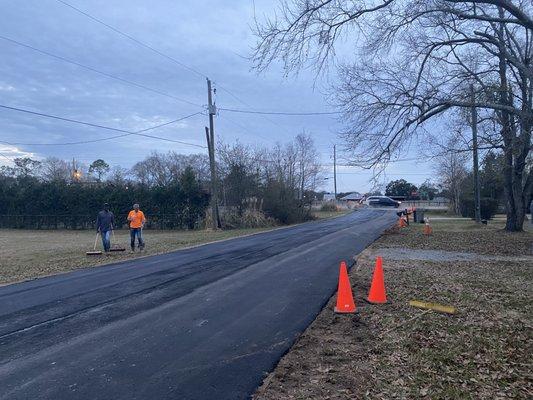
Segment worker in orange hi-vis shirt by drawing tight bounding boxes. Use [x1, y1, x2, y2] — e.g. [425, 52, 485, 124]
[127, 203, 146, 252]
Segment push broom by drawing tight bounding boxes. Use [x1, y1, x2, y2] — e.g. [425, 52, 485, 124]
[86, 232, 103, 256]
[110, 230, 126, 252]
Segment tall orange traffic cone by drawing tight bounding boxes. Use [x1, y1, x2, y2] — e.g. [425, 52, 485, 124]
[398, 217, 407, 228]
[368, 256, 387, 304]
[334, 261, 356, 313]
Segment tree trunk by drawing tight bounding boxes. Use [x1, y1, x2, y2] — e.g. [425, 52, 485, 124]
[503, 150, 524, 231]
[496, 10, 528, 232]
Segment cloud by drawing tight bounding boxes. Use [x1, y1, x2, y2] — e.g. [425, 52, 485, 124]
[0, 144, 35, 166]
[0, 0, 433, 191]
[0, 83, 16, 92]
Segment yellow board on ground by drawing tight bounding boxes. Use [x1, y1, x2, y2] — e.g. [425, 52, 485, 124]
[409, 300, 456, 314]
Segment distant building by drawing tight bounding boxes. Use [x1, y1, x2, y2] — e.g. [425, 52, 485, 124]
[323, 193, 336, 202]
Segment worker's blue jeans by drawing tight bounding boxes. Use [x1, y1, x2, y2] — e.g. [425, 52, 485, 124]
[101, 230, 111, 252]
[130, 228, 144, 250]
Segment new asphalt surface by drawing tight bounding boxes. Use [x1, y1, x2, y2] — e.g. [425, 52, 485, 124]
[0, 209, 396, 399]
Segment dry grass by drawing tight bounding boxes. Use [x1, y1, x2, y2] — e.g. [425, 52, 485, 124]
[0, 209, 353, 285]
[254, 218, 533, 399]
[0, 228, 272, 285]
[384, 220, 531, 256]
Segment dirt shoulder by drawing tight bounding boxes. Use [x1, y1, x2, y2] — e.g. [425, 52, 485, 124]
[254, 219, 533, 399]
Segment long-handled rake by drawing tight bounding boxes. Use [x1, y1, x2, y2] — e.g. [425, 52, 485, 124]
[86, 232, 103, 256]
[110, 230, 126, 252]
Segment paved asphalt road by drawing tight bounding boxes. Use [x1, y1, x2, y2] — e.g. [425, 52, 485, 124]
[0, 209, 396, 400]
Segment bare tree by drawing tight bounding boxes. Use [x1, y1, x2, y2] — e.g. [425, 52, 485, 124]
[294, 132, 322, 201]
[216, 135, 322, 219]
[166, 152, 210, 182]
[130, 152, 209, 187]
[12, 157, 41, 178]
[217, 141, 260, 210]
[107, 166, 130, 185]
[435, 146, 470, 214]
[41, 157, 71, 182]
[253, 0, 532, 231]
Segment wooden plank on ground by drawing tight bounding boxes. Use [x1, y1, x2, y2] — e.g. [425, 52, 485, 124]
[409, 300, 456, 314]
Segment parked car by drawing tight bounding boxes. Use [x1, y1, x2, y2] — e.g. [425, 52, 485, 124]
[364, 196, 401, 208]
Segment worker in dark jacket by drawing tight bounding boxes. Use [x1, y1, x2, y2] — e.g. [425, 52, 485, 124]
[96, 203, 115, 252]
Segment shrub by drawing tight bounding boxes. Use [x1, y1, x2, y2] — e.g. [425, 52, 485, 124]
[459, 197, 499, 220]
[220, 209, 276, 229]
[320, 202, 338, 212]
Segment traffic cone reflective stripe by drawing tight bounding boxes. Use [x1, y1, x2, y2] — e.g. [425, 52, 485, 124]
[368, 256, 387, 304]
[334, 261, 356, 313]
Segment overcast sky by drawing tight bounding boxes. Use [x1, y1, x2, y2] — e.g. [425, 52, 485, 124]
[0, 0, 434, 192]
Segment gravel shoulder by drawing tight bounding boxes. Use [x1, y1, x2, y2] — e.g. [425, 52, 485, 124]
[254, 218, 533, 399]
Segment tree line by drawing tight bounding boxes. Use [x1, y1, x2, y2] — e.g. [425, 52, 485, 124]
[0, 133, 323, 229]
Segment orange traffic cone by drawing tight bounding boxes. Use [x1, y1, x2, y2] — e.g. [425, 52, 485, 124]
[368, 256, 387, 304]
[398, 217, 407, 228]
[423, 217, 432, 235]
[334, 261, 356, 313]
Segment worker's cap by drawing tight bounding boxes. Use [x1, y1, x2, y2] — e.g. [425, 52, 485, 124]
[103, 202, 110, 207]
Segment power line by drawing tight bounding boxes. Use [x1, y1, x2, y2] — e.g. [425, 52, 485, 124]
[0, 105, 206, 148]
[55, 0, 338, 136]
[215, 85, 302, 137]
[217, 114, 272, 143]
[218, 107, 341, 116]
[0, 34, 203, 108]
[55, 0, 207, 79]
[0, 152, 14, 163]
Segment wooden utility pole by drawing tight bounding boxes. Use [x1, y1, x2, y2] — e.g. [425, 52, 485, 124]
[206, 78, 220, 229]
[333, 145, 338, 199]
[470, 84, 481, 223]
